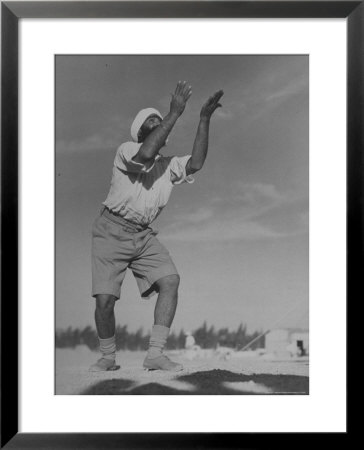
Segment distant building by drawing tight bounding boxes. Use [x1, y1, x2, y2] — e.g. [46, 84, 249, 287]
[265, 328, 309, 358]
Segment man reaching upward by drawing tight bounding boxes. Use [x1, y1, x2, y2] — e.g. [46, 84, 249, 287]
[90, 81, 224, 372]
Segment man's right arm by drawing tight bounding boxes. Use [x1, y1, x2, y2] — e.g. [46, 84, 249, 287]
[133, 81, 192, 165]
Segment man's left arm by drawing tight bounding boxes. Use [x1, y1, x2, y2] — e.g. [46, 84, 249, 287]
[186, 90, 224, 175]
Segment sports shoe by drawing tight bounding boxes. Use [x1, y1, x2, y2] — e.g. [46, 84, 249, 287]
[143, 354, 183, 372]
[89, 358, 120, 372]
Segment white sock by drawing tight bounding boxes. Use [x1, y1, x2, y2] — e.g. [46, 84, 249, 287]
[147, 325, 169, 358]
[99, 335, 116, 361]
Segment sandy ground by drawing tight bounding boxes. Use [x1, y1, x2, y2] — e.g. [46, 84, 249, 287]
[56, 346, 309, 395]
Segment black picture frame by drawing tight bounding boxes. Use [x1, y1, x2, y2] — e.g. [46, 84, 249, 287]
[1, 1, 358, 448]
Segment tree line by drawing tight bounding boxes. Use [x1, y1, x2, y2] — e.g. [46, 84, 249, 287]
[56, 322, 265, 351]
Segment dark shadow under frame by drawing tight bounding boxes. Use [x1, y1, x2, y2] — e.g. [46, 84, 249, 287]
[1, 1, 360, 448]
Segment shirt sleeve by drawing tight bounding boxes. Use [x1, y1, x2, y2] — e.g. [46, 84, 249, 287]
[169, 155, 195, 185]
[114, 142, 155, 174]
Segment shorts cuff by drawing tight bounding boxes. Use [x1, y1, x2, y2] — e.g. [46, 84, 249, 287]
[140, 265, 179, 299]
[92, 283, 120, 300]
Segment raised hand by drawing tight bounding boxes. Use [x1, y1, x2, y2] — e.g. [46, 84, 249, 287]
[170, 81, 193, 117]
[200, 90, 224, 119]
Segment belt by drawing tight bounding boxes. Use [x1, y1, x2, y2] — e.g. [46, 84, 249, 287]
[101, 207, 148, 233]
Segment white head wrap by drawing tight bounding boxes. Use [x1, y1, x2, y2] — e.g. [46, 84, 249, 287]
[130, 108, 163, 142]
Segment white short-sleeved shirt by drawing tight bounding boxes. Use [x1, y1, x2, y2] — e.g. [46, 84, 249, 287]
[102, 141, 194, 226]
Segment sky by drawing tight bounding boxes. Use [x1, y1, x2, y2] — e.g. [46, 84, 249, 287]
[56, 55, 309, 334]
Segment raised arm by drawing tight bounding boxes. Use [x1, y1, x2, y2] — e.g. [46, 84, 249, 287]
[186, 90, 224, 175]
[133, 81, 192, 165]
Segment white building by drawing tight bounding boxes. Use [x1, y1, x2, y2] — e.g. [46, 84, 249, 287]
[265, 328, 309, 357]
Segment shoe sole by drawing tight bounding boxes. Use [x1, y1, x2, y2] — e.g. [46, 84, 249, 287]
[107, 364, 120, 371]
[89, 364, 120, 372]
[143, 365, 183, 372]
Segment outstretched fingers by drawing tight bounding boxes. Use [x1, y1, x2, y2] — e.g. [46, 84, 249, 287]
[205, 91, 223, 107]
[184, 84, 193, 100]
[175, 80, 186, 95]
[210, 91, 224, 111]
[174, 81, 183, 95]
[211, 90, 224, 104]
[200, 89, 224, 119]
[175, 81, 192, 99]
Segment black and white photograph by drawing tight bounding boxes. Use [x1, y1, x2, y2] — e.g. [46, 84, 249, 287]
[55, 54, 309, 395]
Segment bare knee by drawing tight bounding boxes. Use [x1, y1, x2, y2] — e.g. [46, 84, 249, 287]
[156, 274, 180, 294]
[95, 294, 116, 316]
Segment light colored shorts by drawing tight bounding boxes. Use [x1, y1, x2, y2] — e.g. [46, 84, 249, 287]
[91, 212, 178, 300]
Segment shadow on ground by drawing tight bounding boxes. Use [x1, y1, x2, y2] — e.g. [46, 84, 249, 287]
[81, 369, 309, 395]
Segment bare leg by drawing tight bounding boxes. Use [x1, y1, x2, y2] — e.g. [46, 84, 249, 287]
[95, 294, 116, 339]
[143, 275, 183, 371]
[89, 294, 119, 372]
[153, 274, 180, 327]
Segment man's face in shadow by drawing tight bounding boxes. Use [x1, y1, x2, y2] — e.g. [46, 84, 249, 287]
[138, 114, 163, 143]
